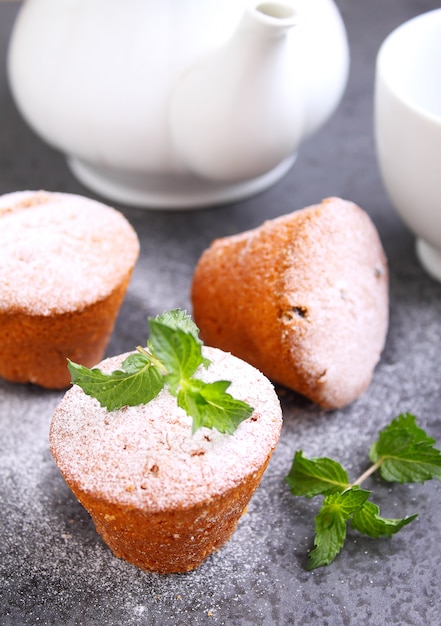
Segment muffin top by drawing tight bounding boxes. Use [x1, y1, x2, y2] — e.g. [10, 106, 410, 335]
[0, 190, 139, 315]
[50, 347, 282, 512]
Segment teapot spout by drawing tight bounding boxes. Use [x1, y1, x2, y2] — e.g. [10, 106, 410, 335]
[241, 2, 298, 32]
[170, 2, 304, 182]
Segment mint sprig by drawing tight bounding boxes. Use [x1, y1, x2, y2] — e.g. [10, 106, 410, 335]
[286, 413, 441, 569]
[308, 487, 371, 570]
[370, 412, 441, 483]
[67, 309, 253, 434]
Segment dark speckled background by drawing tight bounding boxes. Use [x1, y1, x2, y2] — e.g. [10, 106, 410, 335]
[1, 1, 441, 624]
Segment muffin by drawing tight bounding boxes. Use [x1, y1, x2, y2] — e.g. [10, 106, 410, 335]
[49, 346, 282, 573]
[191, 197, 389, 409]
[0, 190, 139, 388]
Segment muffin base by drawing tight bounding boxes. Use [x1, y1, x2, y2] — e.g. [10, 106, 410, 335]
[65, 459, 270, 574]
[0, 273, 132, 389]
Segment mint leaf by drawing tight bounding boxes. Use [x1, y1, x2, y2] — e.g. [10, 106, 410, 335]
[67, 309, 254, 435]
[286, 452, 349, 497]
[178, 379, 254, 434]
[351, 501, 417, 538]
[67, 354, 164, 411]
[148, 319, 208, 394]
[154, 308, 203, 341]
[287, 413, 440, 570]
[370, 413, 441, 483]
[308, 487, 370, 569]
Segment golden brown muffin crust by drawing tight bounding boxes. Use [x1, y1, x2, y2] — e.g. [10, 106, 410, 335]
[191, 197, 389, 409]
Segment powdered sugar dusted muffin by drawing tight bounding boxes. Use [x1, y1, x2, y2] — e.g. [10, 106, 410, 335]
[0, 190, 139, 388]
[191, 197, 389, 409]
[50, 346, 282, 573]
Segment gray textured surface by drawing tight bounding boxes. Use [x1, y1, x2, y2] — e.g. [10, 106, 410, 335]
[1, 1, 441, 624]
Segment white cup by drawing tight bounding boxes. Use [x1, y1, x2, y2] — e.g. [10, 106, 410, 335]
[374, 9, 441, 281]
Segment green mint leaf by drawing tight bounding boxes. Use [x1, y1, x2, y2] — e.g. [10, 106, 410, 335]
[67, 354, 164, 411]
[148, 319, 208, 394]
[154, 309, 203, 342]
[370, 413, 441, 483]
[67, 308, 254, 436]
[289, 413, 440, 569]
[285, 452, 349, 497]
[120, 352, 153, 374]
[178, 379, 254, 434]
[350, 500, 418, 538]
[308, 487, 370, 569]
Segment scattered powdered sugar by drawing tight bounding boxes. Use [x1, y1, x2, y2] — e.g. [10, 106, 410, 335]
[0, 190, 139, 315]
[49, 347, 282, 511]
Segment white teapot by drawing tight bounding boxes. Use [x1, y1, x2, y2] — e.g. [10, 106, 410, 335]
[7, 0, 349, 208]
